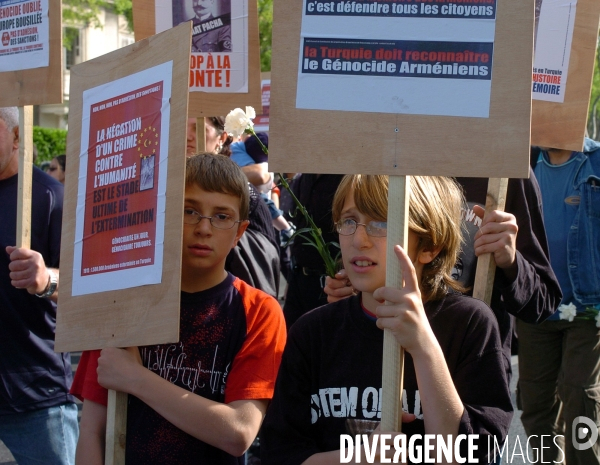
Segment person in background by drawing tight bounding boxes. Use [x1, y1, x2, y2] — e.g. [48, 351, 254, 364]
[48, 154, 65, 184]
[231, 132, 295, 242]
[282, 173, 343, 328]
[517, 141, 600, 465]
[0, 106, 78, 464]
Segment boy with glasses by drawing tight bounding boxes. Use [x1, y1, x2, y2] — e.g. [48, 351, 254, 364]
[262, 175, 512, 464]
[72, 153, 286, 464]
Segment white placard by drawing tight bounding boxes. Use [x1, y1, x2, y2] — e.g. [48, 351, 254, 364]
[296, 0, 497, 117]
[72, 62, 173, 296]
[155, 0, 248, 93]
[0, 0, 49, 71]
[532, 0, 577, 103]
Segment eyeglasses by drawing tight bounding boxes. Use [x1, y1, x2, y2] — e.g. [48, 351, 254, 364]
[183, 208, 241, 230]
[336, 218, 387, 237]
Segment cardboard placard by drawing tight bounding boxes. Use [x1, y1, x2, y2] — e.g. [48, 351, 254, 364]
[269, 0, 533, 179]
[55, 22, 192, 352]
[531, 0, 600, 151]
[132, 0, 261, 117]
[0, 0, 62, 106]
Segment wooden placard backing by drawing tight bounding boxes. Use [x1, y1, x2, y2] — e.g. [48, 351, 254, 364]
[132, 0, 262, 118]
[472, 178, 508, 306]
[531, 0, 600, 151]
[55, 22, 192, 352]
[17, 106, 33, 249]
[380, 176, 409, 432]
[0, 0, 62, 107]
[268, 0, 532, 179]
[106, 390, 128, 464]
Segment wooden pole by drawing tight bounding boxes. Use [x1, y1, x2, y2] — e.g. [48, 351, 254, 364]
[472, 178, 509, 306]
[380, 175, 410, 432]
[105, 390, 128, 465]
[17, 106, 33, 249]
[196, 117, 206, 153]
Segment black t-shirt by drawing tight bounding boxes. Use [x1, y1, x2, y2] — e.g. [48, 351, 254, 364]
[262, 293, 513, 465]
[73, 273, 286, 465]
[0, 167, 74, 414]
[289, 174, 343, 271]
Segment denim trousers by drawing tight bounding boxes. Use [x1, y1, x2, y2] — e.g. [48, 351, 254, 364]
[0, 402, 79, 465]
[517, 318, 600, 465]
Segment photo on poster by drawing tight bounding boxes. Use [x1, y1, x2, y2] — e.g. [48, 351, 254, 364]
[72, 61, 173, 296]
[156, 0, 247, 92]
[0, 0, 50, 71]
[297, 0, 497, 118]
[532, 0, 576, 103]
[140, 154, 155, 191]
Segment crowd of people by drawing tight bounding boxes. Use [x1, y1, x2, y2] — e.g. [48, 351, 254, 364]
[1, 107, 599, 464]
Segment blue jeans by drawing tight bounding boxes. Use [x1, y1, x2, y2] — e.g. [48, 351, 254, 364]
[0, 403, 78, 465]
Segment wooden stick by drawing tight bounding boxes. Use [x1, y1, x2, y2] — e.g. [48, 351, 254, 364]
[381, 175, 410, 432]
[472, 178, 509, 306]
[196, 116, 206, 153]
[16, 106, 33, 249]
[105, 390, 128, 465]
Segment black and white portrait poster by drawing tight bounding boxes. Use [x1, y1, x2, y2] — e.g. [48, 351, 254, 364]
[156, 0, 248, 92]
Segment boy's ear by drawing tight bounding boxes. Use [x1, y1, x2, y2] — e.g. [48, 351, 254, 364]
[231, 220, 249, 248]
[417, 245, 442, 265]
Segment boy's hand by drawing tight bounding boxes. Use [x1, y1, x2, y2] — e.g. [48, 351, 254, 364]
[472, 205, 518, 279]
[5, 246, 51, 295]
[372, 245, 436, 357]
[323, 269, 355, 303]
[97, 347, 143, 393]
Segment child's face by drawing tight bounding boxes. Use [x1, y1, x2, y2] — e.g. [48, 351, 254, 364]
[181, 183, 248, 291]
[339, 190, 420, 295]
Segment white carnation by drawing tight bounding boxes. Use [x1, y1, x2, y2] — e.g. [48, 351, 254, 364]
[224, 107, 255, 138]
[558, 302, 577, 322]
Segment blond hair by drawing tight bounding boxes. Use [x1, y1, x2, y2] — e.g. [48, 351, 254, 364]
[332, 174, 465, 301]
[185, 153, 249, 220]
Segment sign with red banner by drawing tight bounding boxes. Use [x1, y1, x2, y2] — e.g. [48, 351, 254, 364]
[72, 61, 173, 296]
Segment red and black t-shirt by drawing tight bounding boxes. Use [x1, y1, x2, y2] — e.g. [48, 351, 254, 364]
[72, 273, 286, 464]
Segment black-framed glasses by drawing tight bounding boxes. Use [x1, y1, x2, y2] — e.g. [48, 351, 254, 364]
[183, 208, 241, 230]
[336, 218, 387, 237]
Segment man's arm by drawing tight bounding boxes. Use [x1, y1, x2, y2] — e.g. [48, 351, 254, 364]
[6, 246, 59, 303]
[76, 399, 106, 465]
[97, 347, 267, 457]
[242, 162, 271, 187]
[481, 175, 561, 323]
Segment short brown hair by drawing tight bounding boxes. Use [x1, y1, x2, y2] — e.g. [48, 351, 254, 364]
[185, 153, 249, 220]
[332, 174, 466, 301]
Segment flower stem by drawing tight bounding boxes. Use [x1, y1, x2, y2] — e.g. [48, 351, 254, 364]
[247, 130, 338, 277]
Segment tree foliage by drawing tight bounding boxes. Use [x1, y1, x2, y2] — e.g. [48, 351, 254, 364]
[258, 0, 273, 72]
[62, 0, 272, 69]
[33, 127, 68, 166]
[62, 0, 133, 48]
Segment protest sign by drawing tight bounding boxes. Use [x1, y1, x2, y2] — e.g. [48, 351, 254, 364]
[55, 22, 191, 353]
[133, 0, 261, 117]
[254, 73, 270, 132]
[269, 0, 533, 432]
[531, 0, 600, 151]
[269, 0, 532, 179]
[0, 0, 61, 106]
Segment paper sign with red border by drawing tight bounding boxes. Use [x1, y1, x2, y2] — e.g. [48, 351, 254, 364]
[72, 62, 172, 296]
[0, 0, 49, 71]
[155, 0, 248, 92]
